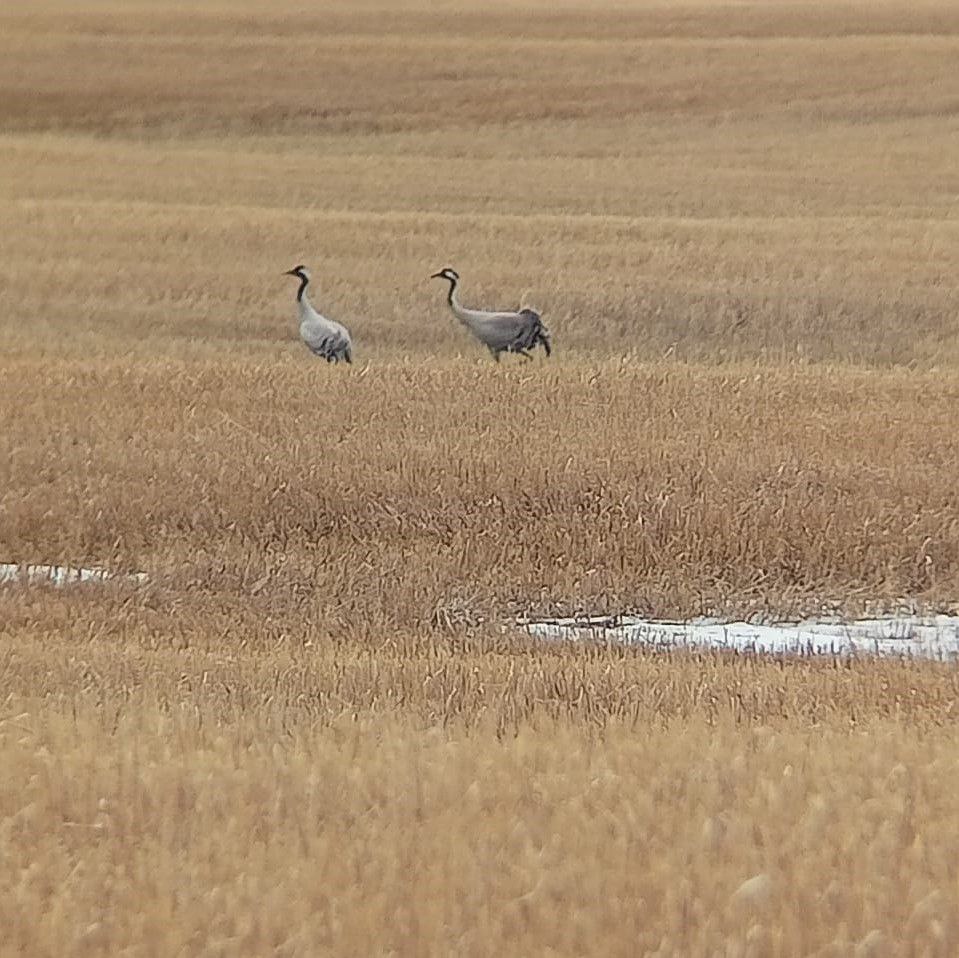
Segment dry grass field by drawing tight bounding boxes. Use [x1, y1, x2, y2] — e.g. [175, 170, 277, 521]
[3, 0, 959, 953]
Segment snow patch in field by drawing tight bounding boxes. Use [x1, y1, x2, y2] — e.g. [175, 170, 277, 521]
[0, 563, 148, 587]
[525, 614, 959, 660]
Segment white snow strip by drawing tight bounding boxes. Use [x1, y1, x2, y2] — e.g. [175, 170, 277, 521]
[0, 563, 148, 587]
[526, 614, 959, 660]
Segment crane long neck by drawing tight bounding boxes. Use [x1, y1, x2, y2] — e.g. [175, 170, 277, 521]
[296, 274, 309, 303]
[446, 278, 472, 325]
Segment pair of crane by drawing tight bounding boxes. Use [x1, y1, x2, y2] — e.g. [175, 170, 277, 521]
[284, 265, 552, 364]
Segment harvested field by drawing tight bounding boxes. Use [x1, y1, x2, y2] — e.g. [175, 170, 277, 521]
[2, 0, 959, 953]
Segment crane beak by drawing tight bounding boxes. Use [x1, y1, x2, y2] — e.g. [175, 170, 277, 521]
[283, 269, 297, 276]
[430, 271, 444, 279]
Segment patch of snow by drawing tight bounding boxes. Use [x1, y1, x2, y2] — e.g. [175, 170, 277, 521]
[0, 563, 148, 587]
[525, 613, 959, 660]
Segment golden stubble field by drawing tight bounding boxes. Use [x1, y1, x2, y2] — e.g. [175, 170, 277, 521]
[3, 0, 959, 953]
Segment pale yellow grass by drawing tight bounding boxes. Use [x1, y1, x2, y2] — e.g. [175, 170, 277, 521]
[5, 360, 959, 625]
[3, 616, 959, 954]
[3, 0, 959, 953]
[2, 0, 959, 364]
[3, 705, 959, 956]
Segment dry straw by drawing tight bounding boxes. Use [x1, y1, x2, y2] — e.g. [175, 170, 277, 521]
[2, 0, 959, 951]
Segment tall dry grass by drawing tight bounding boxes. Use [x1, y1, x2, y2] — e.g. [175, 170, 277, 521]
[3, 702, 959, 956]
[3, 594, 959, 953]
[3, 0, 959, 953]
[4, 359, 959, 629]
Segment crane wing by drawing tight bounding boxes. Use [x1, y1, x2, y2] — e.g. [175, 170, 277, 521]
[474, 312, 527, 341]
[301, 318, 352, 359]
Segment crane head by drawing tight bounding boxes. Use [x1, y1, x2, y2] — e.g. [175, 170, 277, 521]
[430, 267, 459, 283]
[284, 265, 309, 279]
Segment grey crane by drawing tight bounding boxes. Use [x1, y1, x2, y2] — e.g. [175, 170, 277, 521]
[430, 267, 551, 362]
[284, 265, 353, 364]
